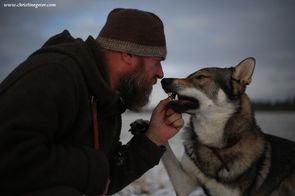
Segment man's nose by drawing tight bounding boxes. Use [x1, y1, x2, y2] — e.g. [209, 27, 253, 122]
[156, 64, 164, 79]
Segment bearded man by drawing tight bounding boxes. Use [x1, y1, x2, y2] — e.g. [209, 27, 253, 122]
[0, 8, 183, 196]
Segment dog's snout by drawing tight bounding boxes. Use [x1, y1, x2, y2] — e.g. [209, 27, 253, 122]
[161, 78, 174, 87]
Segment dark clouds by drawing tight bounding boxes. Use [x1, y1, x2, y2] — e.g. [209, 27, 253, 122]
[1, 0, 294, 105]
[0, 2, 54, 79]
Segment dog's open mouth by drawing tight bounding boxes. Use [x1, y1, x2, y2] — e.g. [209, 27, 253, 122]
[166, 92, 199, 113]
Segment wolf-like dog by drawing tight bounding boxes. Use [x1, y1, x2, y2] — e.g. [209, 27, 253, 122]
[161, 57, 295, 196]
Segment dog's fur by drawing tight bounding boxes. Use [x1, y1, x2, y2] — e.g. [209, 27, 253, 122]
[161, 57, 295, 196]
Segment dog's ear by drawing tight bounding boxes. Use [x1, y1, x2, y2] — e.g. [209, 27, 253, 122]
[232, 57, 256, 85]
[231, 57, 256, 98]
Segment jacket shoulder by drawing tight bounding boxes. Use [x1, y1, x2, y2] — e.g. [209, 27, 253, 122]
[0, 52, 81, 95]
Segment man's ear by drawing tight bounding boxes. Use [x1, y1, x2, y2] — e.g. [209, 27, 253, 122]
[121, 52, 132, 65]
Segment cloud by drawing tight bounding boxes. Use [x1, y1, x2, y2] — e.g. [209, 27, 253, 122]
[1, 0, 294, 105]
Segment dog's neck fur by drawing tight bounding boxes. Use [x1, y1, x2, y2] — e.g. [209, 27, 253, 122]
[191, 90, 238, 148]
[183, 93, 265, 181]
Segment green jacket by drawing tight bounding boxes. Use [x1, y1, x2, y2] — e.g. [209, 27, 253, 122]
[0, 30, 165, 195]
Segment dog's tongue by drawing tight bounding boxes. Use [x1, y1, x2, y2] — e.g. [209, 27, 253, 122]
[167, 94, 200, 113]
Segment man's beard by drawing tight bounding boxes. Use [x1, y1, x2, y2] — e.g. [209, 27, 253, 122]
[118, 63, 154, 111]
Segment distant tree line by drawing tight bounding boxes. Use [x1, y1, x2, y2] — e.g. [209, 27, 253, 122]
[139, 97, 295, 113]
[252, 97, 295, 111]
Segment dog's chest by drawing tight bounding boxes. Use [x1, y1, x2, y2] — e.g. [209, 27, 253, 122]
[181, 154, 241, 196]
[193, 118, 225, 147]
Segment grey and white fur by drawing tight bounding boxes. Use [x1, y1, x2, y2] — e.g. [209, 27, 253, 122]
[161, 57, 295, 196]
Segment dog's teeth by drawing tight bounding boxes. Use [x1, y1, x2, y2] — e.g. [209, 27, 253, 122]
[168, 93, 173, 101]
[175, 94, 179, 101]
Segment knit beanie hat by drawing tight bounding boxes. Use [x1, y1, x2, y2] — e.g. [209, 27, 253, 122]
[97, 8, 167, 58]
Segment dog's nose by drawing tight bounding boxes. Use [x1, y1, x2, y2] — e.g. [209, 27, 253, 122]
[161, 78, 174, 87]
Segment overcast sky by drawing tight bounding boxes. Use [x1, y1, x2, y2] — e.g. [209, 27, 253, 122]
[1, 0, 294, 107]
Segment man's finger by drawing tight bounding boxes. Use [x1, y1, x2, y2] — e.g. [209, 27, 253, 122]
[166, 113, 183, 125]
[166, 108, 175, 116]
[154, 98, 170, 113]
[173, 118, 184, 129]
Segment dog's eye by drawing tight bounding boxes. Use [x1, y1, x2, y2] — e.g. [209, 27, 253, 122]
[195, 75, 208, 80]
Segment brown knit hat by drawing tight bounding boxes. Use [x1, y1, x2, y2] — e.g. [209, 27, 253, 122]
[97, 8, 167, 58]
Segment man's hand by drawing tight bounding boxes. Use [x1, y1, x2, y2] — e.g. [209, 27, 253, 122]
[145, 98, 184, 146]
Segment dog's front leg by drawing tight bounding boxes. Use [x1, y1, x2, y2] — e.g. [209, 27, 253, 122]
[162, 142, 199, 196]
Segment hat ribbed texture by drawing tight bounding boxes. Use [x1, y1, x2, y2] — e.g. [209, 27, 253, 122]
[97, 8, 167, 58]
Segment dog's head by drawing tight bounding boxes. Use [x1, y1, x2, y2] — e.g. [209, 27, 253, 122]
[161, 57, 255, 114]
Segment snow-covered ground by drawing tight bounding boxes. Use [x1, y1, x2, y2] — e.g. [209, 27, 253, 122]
[113, 161, 205, 196]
